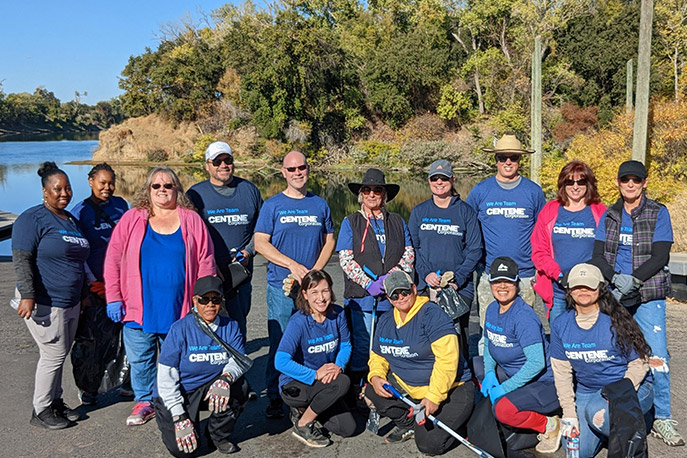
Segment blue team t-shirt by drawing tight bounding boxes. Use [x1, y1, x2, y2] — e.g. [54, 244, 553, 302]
[156, 314, 244, 394]
[484, 296, 554, 382]
[276, 305, 351, 388]
[187, 178, 262, 270]
[551, 206, 598, 299]
[254, 192, 334, 288]
[466, 176, 545, 277]
[595, 206, 673, 275]
[550, 310, 646, 393]
[71, 196, 128, 281]
[12, 204, 90, 308]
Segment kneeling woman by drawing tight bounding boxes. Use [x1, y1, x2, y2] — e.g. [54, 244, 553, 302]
[275, 270, 355, 448]
[365, 271, 473, 455]
[154, 276, 249, 456]
[475, 256, 562, 455]
[551, 263, 653, 458]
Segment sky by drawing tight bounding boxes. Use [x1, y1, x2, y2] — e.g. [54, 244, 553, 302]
[0, 0, 240, 104]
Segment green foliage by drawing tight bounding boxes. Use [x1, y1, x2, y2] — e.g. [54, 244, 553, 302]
[351, 139, 401, 164]
[191, 134, 217, 163]
[437, 84, 473, 122]
[488, 102, 529, 138]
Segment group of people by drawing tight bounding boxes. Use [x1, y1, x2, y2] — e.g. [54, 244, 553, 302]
[10, 133, 680, 457]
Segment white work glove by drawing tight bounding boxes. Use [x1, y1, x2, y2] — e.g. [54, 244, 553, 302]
[561, 417, 580, 438]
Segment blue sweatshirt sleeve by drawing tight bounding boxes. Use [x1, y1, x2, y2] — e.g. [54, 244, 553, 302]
[275, 351, 317, 385]
[334, 311, 352, 369]
[483, 339, 497, 374]
[453, 203, 483, 287]
[500, 343, 545, 393]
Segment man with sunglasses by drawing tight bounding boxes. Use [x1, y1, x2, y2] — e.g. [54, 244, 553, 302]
[254, 151, 335, 419]
[187, 141, 263, 341]
[591, 160, 682, 446]
[466, 134, 545, 353]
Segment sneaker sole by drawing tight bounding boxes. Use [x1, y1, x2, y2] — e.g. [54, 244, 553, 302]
[126, 413, 155, 426]
[651, 429, 686, 446]
[30, 416, 69, 430]
[385, 432, 414, 444]
[291, 430, 330, 448]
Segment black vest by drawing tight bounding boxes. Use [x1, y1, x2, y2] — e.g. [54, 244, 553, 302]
[343, 209, 406, 298]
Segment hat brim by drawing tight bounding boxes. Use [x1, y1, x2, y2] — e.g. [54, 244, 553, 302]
[482, 148, 534, 154]
[348, 183, 400, 202]
[567, 279, 602, 290]
[488, 274, 519, 282]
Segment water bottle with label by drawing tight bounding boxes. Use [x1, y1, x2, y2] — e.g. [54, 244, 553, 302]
[565, 428, 580, 458]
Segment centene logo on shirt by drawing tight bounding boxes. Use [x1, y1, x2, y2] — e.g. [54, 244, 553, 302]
[619, 233, 633, 246]
[308, 338, 339, 354]
[62, 235, 89, 247]
[486, 207, 528, 218]
[188, 352, 228, 365]
[208, 214, 249, 225]
[552, 227, 595, 238]
[564, 349, 615, 363]
[420, 223, 462, 236]
[486, 329, 514, 348]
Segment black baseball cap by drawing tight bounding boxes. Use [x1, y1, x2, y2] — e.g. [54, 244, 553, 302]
[617, 160, 647, 180]
[488, 257, 519, 282]
[193, 276, 223, 296]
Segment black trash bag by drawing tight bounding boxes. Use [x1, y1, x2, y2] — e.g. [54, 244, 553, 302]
[71, 294, 129, 394]
[435, 286, 471, 335]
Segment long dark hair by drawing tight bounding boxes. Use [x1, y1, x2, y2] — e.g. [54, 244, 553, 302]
[295, 270, 336, 315]
[556, 160, 601, 206]
[565, 282, 651, 359]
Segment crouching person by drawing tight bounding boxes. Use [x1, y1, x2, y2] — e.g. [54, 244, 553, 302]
[275, 270, 356, 448]
[154, 276, 249, 456]
[365, 271, 474, 455]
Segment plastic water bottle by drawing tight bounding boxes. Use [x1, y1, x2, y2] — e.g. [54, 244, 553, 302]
[565, 429, 580, 458]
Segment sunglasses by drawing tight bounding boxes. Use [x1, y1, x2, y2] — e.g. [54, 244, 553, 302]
[495, 154, 521, 163]
[209, 156, 233, 167]
[564, 178, 588, 187]
[429, 175, 451, 182]
[388, 289, 412, 300]
[285, 164, 308, 173]
[620, 176, 644, 184]
[151, 183, 175, 190]
[361, 186, 385, 195]
[196, 295, 222, 305]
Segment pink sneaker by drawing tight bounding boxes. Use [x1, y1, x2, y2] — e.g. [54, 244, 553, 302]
[126, 401, 155, 426]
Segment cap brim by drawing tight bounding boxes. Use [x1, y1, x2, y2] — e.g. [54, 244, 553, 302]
[488, 274, 519, 282]
[567, 279, 601, 289]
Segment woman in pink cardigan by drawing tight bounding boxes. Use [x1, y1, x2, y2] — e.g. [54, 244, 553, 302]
[104, 166, 216, 427]
[531, 161, 606, 324]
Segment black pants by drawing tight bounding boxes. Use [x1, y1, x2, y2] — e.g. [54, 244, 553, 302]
[154, 376, 249, 457]
[280, 375, 356, 437]
[365, 380, 475, 456]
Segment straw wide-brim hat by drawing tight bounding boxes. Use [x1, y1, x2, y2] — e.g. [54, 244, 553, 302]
[347, 168, 400, 202]
[482, 134, 534, 154]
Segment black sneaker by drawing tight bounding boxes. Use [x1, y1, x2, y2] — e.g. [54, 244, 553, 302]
[51, 398, 80, 422]
[30, 408, 69, 430]
[289, 407, 303, 426]
[265, 398, 285, 419]
[79, 390, 97, 406]
[385, 425, 414, 444]
[292, 422, 331, 448]
[216, 440, 239, 454]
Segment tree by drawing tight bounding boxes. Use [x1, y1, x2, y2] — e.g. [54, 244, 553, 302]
[655, 0, 687, 100]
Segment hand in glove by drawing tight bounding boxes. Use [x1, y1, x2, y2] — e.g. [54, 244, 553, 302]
[489, 384, 506, 404]
[204, 378, 232, 413]
[174, 416, 198, 453]
[90, 281, 106, 298]
[439, 271, 455, 288]
[560, 417, 580, 438]
[282, 274, 297, 297]
[612, 273, 641, 295]
[106, 301, 124, 323]
[480, 371, 499, 398]
[366, 275, 387, 297]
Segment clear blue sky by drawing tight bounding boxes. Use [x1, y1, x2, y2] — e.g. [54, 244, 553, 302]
[0, 1, 239, 104]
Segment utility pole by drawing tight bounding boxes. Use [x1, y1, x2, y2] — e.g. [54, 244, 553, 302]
[626, 59, 633, 114]
[632, 0, 653, 163]
[531, 35, 542, 184]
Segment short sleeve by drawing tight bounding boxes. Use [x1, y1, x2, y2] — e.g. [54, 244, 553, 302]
[158, 324, 183, 369]
[11, 211, 40, 253]
[254, 199, 275, 235]
[335, 217, 354, 252]
[512, 307, 545, 349]
[595, 210, 609, 241]
[323, 201, 334, 234]
[652, 207, 673, 243]
[549, 319, 566, 360]
[423, 304, 457, 343]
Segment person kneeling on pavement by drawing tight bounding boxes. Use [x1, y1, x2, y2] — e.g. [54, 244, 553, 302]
[365, 271, 474, 455]
[154, 276, 249, 456]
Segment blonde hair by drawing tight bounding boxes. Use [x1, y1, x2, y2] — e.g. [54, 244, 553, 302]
[131, 166, 195, 216]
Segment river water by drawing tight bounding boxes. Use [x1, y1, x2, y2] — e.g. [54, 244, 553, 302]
[0, 138, 482, 256]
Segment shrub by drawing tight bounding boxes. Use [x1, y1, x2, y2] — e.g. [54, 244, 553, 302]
[146, 149, 169, 162]
[191, 134, 216, 163]
[552, 103, 598, 143]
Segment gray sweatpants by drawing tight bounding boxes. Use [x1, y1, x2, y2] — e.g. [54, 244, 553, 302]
[24, 303, 80, 412]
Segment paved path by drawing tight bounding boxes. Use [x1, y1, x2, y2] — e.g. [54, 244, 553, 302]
[1, 257, 685, 457]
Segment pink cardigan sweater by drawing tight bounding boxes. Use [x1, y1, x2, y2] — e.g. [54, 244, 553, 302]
[104, 206, 216, 326]
[531, 200, 606, 313]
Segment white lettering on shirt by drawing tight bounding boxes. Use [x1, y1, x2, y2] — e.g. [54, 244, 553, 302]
[62, 235, 90, 248]
[189, 352, 228, 365]
[208, 214, 249, 225]
[486, 329, 514, 348]
[564, 350, 615, 363]
[379, 345, 419, 358]
[308, 339, 339, 354]
[279, 215, 321, 226]
[420, 223, 463, 236]
[485, 207, 528, 218]
[552, 227, 596, 238]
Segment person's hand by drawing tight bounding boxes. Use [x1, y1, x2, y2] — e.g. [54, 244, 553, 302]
[316, 363, 342, 384]
[489, 384, 506, 404]
[612, 273, 641, 295]
[17, 298, 36, 320]
[366, 275, 387, 297]
[90, 281, 106, 298]
[204, 378, 232, 413]
[420, 398, 439, 417]
[288, 262, 309, 283]
[239, 250, 250, 267]
[612, 288, 623, 303]
[174, 416, 198, 453]
[557, 272, 568, 289]
[282, 274, 297, 296]
[439, 271, 455, 288]
[561, 417, 580, 438]
[106, 301, 124, 323]
[370, 376, 392, 398]
[480, 371, 499, 397]
[425, 272, 441, 288]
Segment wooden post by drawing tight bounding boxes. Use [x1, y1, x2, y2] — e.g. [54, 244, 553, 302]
[632, 0, 653, 163]
[626, 59, 633, 114]
[531, 35, 542, 184]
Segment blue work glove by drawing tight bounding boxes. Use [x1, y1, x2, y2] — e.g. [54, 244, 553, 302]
[480, 371, 499, 397]
[612, 273, 641, 295]
[107, 301, 124, 323]
[489, 384, 506, 404]
[366, 275, 388, 297]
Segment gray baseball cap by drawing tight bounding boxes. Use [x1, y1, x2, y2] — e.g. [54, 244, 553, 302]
[428, 159, 454, 178]
[383, 271, 413, 296]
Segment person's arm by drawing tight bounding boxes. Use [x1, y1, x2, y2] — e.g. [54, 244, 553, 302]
[367, 350, 390, 382]
[339, 249, 374, 288]
[624, 357, 650, 390]
[591, 239, 616, 281]
[530, 204, 562, 280]
[274, 351, 317, 385]
[334, 312, 352, 370]
[190, 212, 216, 278]
[408, 209, 429, 282]
[104, 213, 129, 303]
[12, 249, 35, 300]
[312, 232, 335, 271]
[499, 343, 545, 393]
[254, 232, 309, 280]
[453, 205, 484, 287]
[632, 241, 671, 282]
[157, 364, 186, 417]
[482, 337, 497, 374]
[426, 334, 460, 405]
[551, 357, 576, 418]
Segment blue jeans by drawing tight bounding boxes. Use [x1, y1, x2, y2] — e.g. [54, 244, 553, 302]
[549, 296, 567, 325]
[225, 282, 252, 342]
[346, 300, 389, 372]
[632, 299, 671, 419]
[266, 284, 296, 399]
[574, 382, 653, 458]
[122, 326, 165, 402]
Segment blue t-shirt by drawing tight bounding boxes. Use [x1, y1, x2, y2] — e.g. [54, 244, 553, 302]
[551, 206, 598, 299]
[408, 196, 482, 296]
[595, 207, 673, 275]
[276, 305, 351, 388]
[550, 310, 644, 393]
[466, 176, 545, 277]
[136, 225, 185, 334]
[254, 192, 334, 288]
[71, 196, 128, 281]
[156, 314, 244, 394]
[187, 178, 262, 270]
[12, 204, 90, 308]
[484, 296, 553, 382]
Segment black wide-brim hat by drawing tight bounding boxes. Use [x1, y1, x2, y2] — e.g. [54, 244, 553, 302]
[347, 168, 400, 202]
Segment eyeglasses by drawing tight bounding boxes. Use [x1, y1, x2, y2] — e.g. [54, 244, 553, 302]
[151, 183, 175, 190]
[196, 295, 222, 305]
[620, 176, 644, 184]
[429, 175, 450, 182]
[285, 164, 308, 173]
[361, 186, 385, 195]
[388, 289, 412, 300]
[209, 156, 233, 167]
[564, 178, 588, 187]
[495, 154, 521, 163]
